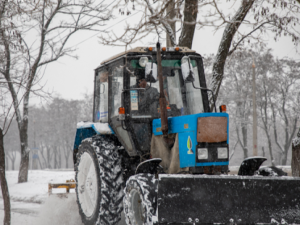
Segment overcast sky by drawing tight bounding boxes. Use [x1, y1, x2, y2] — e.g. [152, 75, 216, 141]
[31, 5, 300, 105]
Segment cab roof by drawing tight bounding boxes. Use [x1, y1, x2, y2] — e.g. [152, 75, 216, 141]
[100, 46, 196, 65]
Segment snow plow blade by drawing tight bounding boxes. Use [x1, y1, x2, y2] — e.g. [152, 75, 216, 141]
[157, 174, 300, 224]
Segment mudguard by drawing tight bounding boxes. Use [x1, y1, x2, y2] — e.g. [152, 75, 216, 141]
[135, 158, 163, 174]
[157, 174, 300, 224]
[73, 122, 114, 150]
[238, 156, 267, 175]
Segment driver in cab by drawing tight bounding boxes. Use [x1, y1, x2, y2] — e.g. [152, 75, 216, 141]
[132, 72, 159, 115]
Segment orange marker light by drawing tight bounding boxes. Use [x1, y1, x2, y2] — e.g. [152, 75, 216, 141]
[119, 107, 125, 114]
[162, 47, 166, 51]
[119, 107, 125, 121]
[220, 105, 226, 112]
[175, 47, 180, 51]
[148, 47, 153, 51]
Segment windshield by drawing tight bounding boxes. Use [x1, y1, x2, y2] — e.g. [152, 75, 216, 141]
[129, 58, 204, 119]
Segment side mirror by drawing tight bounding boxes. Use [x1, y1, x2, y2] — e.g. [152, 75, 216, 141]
[181, 56, 195, 82]
[145, 62, 157, 82]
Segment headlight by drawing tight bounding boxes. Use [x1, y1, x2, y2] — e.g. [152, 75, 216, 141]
[197, 148, 208, 159]
[139, 57, 148, 67]
[218, 147, 228, 159]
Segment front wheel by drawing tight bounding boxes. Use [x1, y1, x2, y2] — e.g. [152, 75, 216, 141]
[124, 174, 158, 225]
[75, 136, 124, 225]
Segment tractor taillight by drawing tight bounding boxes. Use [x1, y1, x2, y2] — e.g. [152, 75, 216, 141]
[220, 105, 226, 112]
[119, 107, 125, 120]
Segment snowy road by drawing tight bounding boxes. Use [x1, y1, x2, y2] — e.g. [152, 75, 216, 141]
[0, 170, 126, 225]
[0, 200, 39, 216]
[0, 194, 127, 225]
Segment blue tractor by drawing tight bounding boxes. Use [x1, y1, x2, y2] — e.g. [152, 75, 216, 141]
[73, 43, 300, 225]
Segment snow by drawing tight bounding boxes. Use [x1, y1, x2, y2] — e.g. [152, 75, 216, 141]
[0, 170, 127, 225]
[292, 137, 300, 147]
[0, 170, 83, 225]
[76, 121, 113, 134]
[93, 123, 113, 134]
[77, 121, 94, 128]
[244, 156, 267, 160]
[159, 169, 296, 180]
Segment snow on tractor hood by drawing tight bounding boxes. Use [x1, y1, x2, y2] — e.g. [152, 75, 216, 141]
[76, 122, 114, 134]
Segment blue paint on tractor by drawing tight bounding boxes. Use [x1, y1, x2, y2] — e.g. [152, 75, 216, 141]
[73, 127, 97, 150]
[152, 112, 229, 168]
[196, 162, 229, 166]
[73, 123, 114, 150]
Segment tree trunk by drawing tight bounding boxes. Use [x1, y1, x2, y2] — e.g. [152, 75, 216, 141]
[166, 0, 176, 47]
[47, 146, 52, 169]
[241, 123, 248, 158]
[0, 128, 11, 225]
[65, 155, 69, 169]
[266, 133, 275, 166]
[178, 0, 198, 49]
[209, 0, 254, 110]
[5, 156, 9, 170]
[11, 153, 15, 170]
[37, 154, 43, 169]
[18, 122, 30, 183]
[292, 143, 300, 177]
[58, 149, 61, 169]
[282, 149, 288, 165]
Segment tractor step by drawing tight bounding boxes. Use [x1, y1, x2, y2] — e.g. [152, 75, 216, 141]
[48, 179, 76, 195]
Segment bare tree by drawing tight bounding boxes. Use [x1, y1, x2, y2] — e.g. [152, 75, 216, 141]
[100, 0, 300, 111]
[0, 69, 16, 225]
[0, 0, 113, 182]
[254, 49, 278, 165]
[270, 59, 300, 165]
[292, 128, 300, 176]
[0, 128, 11, 225]
[220, 50, 254, 159]
[258, 74, 276, 165]
[0, 100, 12, 225]
[5, 150, 17, 170]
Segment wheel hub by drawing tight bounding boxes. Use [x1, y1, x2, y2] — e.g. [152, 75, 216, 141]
[77, 152, 98, 217]
[129, 189, 144, 225]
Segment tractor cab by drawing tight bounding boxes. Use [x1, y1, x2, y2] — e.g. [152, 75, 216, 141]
[93, 47, 210, 157]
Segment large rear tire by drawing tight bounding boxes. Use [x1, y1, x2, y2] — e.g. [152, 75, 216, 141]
[75, 136, 124, 225]
[123, 174, 158, 225]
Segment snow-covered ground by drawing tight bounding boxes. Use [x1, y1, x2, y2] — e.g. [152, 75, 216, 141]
[0, 170, 127, 225]
[0, 170, 83, 225]
[0, 167, 292, 224]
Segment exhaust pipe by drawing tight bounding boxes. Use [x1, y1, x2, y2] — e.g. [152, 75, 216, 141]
[156, 42, 168, 137]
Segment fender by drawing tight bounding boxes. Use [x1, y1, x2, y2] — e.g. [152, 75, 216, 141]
[73, 122, 114, 165]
